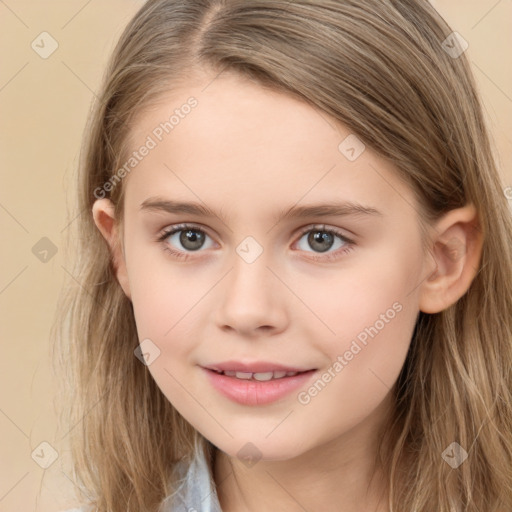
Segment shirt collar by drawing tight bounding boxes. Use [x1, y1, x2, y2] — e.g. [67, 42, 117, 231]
[160, 442, 223, 512]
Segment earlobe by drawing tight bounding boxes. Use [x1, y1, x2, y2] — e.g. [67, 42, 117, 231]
[418, 204, 483, 314]
[92, 198, 131, 300]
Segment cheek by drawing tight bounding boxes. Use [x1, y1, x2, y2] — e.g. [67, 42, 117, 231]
[296, 237, 422, 402]
[124, 240, 194, 345]
[296, 305, 416, 442]
[294, 280, 418, 440]
[297, 231, 422, 344]
[125, 250, 210, 408]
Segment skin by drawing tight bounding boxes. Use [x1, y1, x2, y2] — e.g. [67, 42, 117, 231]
[93, 70, 483, 512]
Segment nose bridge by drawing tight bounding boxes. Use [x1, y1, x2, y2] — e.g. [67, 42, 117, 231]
[228, 234, 274, 303]
[215, 235, 286, 333]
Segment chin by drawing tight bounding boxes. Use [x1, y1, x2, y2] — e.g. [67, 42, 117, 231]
[213, 435, 309, 464]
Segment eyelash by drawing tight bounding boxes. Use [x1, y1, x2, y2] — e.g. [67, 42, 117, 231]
[156, 223, 356, 262]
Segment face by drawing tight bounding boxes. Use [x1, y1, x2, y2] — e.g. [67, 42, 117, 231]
[99, 71, 433, 461]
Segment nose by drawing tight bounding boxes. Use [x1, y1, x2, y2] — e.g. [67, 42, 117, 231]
[214, 248, 288, 337]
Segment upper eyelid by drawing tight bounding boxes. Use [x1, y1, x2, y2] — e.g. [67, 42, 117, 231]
[158, 222, 213, 239]
[296, 223, 350, 237]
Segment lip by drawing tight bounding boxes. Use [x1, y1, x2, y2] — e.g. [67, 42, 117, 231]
[203, 360, 314, 373]
[201, 366, 317, 406]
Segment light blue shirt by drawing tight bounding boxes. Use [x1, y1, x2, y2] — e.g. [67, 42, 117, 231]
[160, 446, 223, 512]
[62, 445, 223, 512]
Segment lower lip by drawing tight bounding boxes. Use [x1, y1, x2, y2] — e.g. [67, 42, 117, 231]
[202, 367, 317, 406]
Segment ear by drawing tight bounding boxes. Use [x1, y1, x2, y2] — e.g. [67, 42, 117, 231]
[92, 198, 131, 300]
[419, 203, 483, 314]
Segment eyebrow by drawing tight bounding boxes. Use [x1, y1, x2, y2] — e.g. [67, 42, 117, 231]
[139, 196, 383, 225]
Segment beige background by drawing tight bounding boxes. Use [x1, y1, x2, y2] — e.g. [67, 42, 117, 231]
[1, 1, 511, 510]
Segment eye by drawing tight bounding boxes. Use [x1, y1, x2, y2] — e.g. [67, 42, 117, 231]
[157, 223, 215, 260]
[156, 223, 355, 262]
[293, 224, 355, 261]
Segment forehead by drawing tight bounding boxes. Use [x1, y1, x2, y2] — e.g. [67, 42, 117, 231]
[121, 73, 418, 224]
[128, 71, 338, 160]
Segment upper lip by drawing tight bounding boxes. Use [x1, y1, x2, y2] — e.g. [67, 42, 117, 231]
[203, 360, 315, 373]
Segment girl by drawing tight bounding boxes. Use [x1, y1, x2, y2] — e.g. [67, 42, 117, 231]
[53, 0, 512, 511]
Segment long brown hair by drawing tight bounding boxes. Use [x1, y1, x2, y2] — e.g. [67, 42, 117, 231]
[52, 1, 512, 510]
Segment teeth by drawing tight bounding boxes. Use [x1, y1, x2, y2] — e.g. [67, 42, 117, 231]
[253, 372, 274, 381]
[235, 371, 253, 380]
[218, 370, 300, 380]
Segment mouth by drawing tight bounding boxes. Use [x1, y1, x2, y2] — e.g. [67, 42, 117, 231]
[206, 368, 313, 381]
[202, 366, 318, 406]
